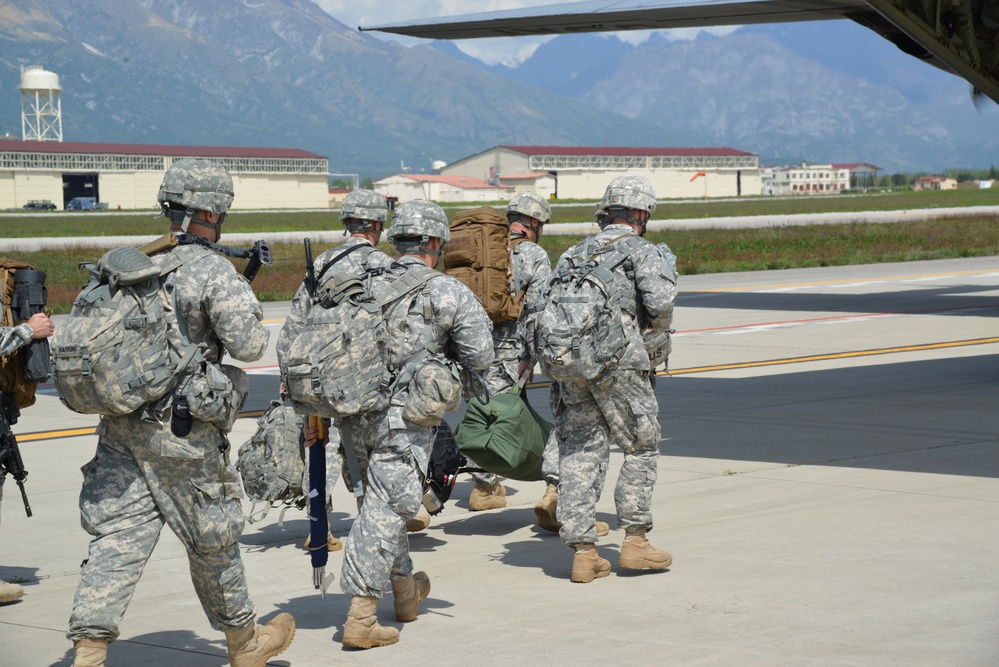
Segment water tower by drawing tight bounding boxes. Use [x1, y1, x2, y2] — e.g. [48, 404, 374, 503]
[20, 66, 63, 142]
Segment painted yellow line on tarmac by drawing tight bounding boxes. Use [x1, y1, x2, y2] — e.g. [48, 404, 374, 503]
[20, 337, 999, 442]
[693, 269, 999, 293]
[667, 337, 999, 375]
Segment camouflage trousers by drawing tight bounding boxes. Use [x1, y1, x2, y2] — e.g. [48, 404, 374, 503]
[552, 370, 661, 546]
[305, 421, 371, 512]
[68, 415, 254, 642]
[340, 402, 432, 598]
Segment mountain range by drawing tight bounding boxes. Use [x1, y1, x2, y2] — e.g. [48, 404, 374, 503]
[1, 0, 997, 177]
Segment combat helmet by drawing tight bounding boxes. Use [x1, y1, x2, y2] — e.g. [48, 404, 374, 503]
[387, 200, 450, 256]
[340, 189, 388, 235]
[506, 191, 551, 237]
[599, 174, 656, 232]
[158, 158, 234, 232]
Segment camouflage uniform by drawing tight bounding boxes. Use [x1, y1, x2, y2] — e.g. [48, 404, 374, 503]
[340, 256, 494, 597]
[68, 240, 269, 642]
[471, 237, 554, 487]
[551, 223, 676, 546]
[276, 236, 393, 503]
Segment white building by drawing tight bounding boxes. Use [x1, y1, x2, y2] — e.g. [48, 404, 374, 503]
[373, 174, 513, 203]
[0, 140, 329, 210]
[766, 163, 852, 195]
[438, 145, 761, 199]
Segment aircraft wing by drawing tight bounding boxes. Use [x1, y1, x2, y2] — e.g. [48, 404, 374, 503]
[360, 0, 999, 106]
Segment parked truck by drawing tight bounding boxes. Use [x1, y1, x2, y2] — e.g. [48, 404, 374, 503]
[65, 197, 108, 211]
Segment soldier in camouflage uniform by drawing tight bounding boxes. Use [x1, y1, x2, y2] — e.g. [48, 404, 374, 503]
[276, 189, 406, 545]
[549, 175, 677, 584]
[67, 159, 295, 667]
[0, 312, 54, 605]
[467, 191, 554, 511]
[337, 199, 493, 649]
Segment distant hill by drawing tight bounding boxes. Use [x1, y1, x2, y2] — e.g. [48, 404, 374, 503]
[434, 22, 999, 172]
[0, 0, 662, 177]
[3, 2, 996, 177]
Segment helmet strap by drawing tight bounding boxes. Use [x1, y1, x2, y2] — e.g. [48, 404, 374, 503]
[606, 206, 647, 235]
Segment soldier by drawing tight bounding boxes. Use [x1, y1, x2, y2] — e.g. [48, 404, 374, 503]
[67, 159, 295, 667]
[465, 191, 554, 511]
[548, 175, 676, 583]
[276, 189, 413, 543]
[335, 199, 494, 648]
[0, 311, 54, 605]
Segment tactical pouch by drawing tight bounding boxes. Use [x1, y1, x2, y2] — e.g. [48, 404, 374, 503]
[402, 358, 462, 427]
[182, 363, 249, 433]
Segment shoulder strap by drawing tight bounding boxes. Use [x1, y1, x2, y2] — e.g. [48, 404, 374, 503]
[316, 243, 373, 285]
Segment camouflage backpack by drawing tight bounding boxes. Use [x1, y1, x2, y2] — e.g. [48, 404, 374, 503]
[237, 400, 307, 520]
[537, 233, 646, 381]
[280, 262, 439, 418]
[443, 206, 526, 323]
[52, 241, 210, 415]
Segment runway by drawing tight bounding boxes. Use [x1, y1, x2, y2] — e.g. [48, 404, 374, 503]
[2, 256, 997, 665]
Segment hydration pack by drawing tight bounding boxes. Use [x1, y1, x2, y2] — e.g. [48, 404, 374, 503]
[537, 234, 645, 381]
[281, 262, 439, 419]
[53, 242, 210, 415]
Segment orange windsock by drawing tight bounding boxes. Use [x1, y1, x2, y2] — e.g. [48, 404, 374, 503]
[690, 171, 707, 182]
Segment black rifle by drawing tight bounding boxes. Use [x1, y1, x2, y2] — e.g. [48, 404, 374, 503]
[175, 233, 273, 283]
[0, 394, 31, 517]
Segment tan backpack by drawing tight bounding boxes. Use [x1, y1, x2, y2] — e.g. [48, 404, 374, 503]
[442, 206, 525, 323]
[0, 258, 40, 409]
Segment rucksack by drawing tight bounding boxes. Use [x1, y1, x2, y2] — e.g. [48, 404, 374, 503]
[537, 233, 646, 381]
[443, 206, 525, 323]
[53, 241, 210, 416]
[281, 262, 439, 419]
[0, 258, 48, 409]
[237, 400, 307, 520]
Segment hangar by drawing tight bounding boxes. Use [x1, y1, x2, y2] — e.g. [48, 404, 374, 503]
[438, 145, 761, 200]
[0, 140, 329, 210]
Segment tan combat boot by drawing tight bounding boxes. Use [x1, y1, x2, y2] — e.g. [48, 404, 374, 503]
[469, 481, 506, 511]
[619, 528, 672, 570]
[406, 506, 432, 532]
[570, 544, 611, 583]
[534, 484, 560, 532]
[303, 529, 343, 552]
[225, 613, 296, 667]
[533, 486, 609, 536]
[391, 571, 431, 622]
[342, 595, 400, 649]
[72, 638, 107, 667]
[0, 579, 24, 604]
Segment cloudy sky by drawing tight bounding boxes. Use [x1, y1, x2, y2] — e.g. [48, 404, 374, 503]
[312, 0, 738, 65]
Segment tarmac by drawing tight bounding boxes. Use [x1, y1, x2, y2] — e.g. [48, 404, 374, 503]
[1, 256, 998, 666]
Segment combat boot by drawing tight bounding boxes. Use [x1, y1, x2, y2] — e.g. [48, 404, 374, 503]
[391, 571, 431, 622]
[0, 579, 24, 604]
[342, 595, 399, 649]
[534, 484, 559, 532]
[72, 638, 107, 667]
[225, 613, 296, 667]
[469, 481, 506, 511]
[303, 529, 343, 552]
[406, 506, 432, 532]
[619, 528, 672, 570]
[570, 544, 611, 583]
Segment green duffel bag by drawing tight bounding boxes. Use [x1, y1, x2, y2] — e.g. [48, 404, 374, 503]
[454, 386, 550, 482]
